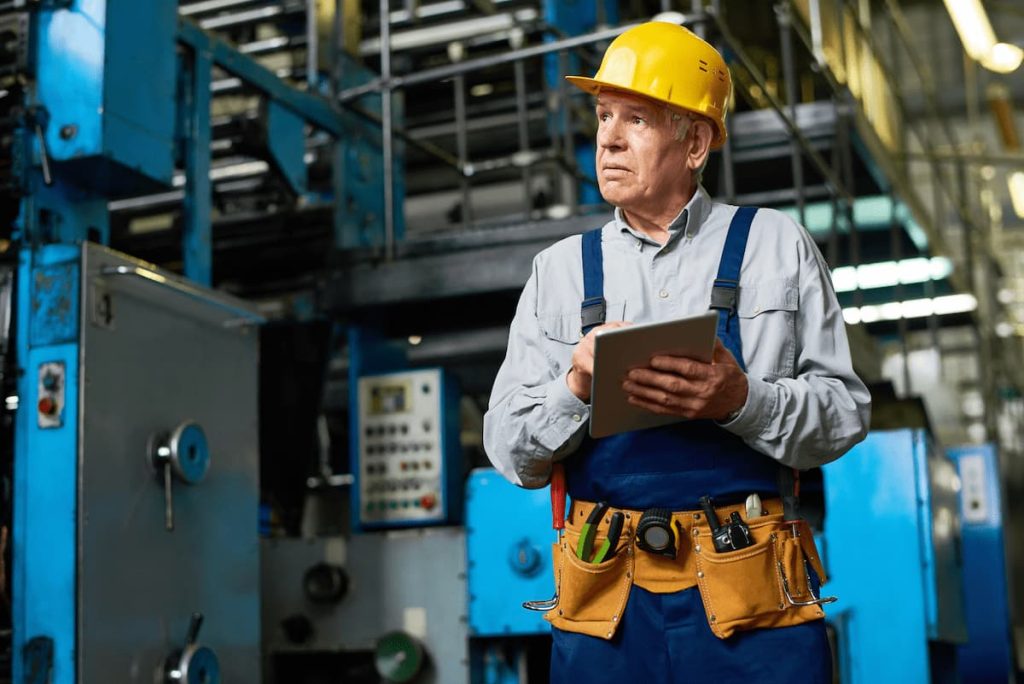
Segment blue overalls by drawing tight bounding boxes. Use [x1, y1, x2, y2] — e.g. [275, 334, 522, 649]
[552, 208, 832, 683]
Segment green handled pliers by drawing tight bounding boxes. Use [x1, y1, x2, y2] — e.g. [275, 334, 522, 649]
[591, 512, 625, 563]
[576, 502, 609, 562]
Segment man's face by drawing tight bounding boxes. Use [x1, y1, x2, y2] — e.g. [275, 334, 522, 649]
[595, 90, 692, 214]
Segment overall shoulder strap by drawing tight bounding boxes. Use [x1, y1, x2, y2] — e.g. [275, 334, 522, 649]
[709, 206, 757, 371]
[580, 228, 606, 335]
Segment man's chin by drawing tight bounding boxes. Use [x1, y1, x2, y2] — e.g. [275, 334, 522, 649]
[597, 187, 636, 209]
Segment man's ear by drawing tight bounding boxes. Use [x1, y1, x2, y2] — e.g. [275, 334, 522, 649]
[686, 119, 715, 172]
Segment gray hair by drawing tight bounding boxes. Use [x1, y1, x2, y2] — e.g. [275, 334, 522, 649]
[666, 109, 712, 184]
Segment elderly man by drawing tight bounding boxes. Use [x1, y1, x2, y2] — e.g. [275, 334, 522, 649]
[483, 21, 870, 683]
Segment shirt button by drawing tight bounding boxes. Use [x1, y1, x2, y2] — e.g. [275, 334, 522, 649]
[571, 414, 582, 422]
[659, 289, 669, 299]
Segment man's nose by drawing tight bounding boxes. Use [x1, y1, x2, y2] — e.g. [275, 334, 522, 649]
[597, 117, 625, 150]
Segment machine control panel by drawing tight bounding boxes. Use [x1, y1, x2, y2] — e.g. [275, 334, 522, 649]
[355, 368, 462, 529]
[37, 361, 65, 429]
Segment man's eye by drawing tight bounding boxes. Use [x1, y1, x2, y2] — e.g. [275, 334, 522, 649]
[598, 112, 611, 122]
[632, 116, 646, 125]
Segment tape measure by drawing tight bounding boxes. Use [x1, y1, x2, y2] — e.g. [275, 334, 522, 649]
[636, 507, 676, 558]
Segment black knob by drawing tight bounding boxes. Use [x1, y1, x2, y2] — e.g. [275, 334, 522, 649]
[303, 563, 349, 604]
[281, 614, 315, 645]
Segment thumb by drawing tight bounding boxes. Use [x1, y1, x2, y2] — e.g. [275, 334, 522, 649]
[713, 338, 740, 367]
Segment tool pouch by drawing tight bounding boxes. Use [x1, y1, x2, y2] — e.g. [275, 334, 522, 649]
[694, 516, 828, 639]
[544, 526, 634, 640]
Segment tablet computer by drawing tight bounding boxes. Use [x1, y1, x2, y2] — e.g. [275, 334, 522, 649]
[589, 310, 719, 438]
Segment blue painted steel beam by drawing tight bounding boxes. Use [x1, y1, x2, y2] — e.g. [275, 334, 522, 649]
[183, 44, 212, 287]
[265, 100, 307, 195]
[177, 20, 343, 137]
[13, 245, 83, 684]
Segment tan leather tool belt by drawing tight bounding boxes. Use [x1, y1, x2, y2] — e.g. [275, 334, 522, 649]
[544, 498, 830, 641]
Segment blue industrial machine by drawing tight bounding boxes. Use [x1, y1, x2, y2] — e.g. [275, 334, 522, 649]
[14, 242, 265, 683]
[822, 429, 967, 683]
[948, 443, 1016, 682]
[465, 468, 555, 637]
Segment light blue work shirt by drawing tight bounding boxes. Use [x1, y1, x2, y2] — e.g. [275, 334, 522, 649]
[483, 185, 871, 488]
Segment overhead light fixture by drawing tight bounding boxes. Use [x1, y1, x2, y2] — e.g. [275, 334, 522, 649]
[830, 257, 953, 293]
[943, 0, 997, 60]
[981, 43, 1024, 74]
[842, 294, 978, 324]
[942, 0, 1021, 73]
[1009, 171, 1024, 219]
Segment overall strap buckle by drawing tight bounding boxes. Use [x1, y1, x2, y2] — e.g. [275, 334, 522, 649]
[580, 296, 607, 335]
[709, 278, 739, 313]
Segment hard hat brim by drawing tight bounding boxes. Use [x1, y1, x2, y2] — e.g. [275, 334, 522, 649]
[565, 75, 727, 149]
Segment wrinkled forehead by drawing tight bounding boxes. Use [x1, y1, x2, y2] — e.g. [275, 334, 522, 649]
[593, 88, 691, 121]
[594, 88, 660, 112]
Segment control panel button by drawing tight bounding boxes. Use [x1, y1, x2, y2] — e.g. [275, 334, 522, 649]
[37, 397, 57, 416]
[419, 494, 437, 511]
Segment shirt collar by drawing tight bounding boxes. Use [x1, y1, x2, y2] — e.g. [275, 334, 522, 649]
[613, 185, 713, 244]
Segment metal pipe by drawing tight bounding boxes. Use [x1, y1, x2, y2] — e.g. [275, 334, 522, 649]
[338, 20, 693, 103]
[180, 0, 263, 16]
[453, 72, 473, 228]
[558, 49, 576, 215]
[198, 4, 301, 31]
[359, 8, 539, 56]
[690, 0, 705, 39]
[889, 195, 911, 393]
[513, 57, 533, 220]
[333, 0, 343, 93]
[838, 102, 860, 308]
[306, 0, 318, 88]
[380, 0, 395, 260]
[776, 3, 805, 226]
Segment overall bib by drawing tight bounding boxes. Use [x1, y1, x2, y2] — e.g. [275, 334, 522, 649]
[551, 208, 832, 683]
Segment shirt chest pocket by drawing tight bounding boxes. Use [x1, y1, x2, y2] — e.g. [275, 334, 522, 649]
[538, 300, 628, 345]
[736, 281, 798, 379]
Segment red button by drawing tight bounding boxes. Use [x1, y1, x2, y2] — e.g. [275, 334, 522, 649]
[37, 397, 57, 416]
[419, 494, 437, 511]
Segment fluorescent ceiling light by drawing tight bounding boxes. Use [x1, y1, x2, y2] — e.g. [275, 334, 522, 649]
[1010, 171, 1024, 219]
[943, 0, 998, 60]
[842, 294, 977, 323]
[980, 43, 1024, 74]
[943, 0, 1021, 73]
[933, 294, 978, 315]
[830, 257, 953, 292]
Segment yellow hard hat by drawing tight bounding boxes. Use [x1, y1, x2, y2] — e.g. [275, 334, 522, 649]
[566, 22, 732, 149]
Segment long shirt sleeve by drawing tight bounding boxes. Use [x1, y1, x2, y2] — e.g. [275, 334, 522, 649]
[719, 227, 871, 469]
[483, 257, 591, 488]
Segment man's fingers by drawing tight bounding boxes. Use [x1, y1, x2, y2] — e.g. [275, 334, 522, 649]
[627, 367, 702, 394]
[623, 373, 702, 403]
[648, 355, 711, 379]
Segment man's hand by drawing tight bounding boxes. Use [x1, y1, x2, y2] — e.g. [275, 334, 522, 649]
[566, 321, 632, 402]
[622, 338, 748, 421]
